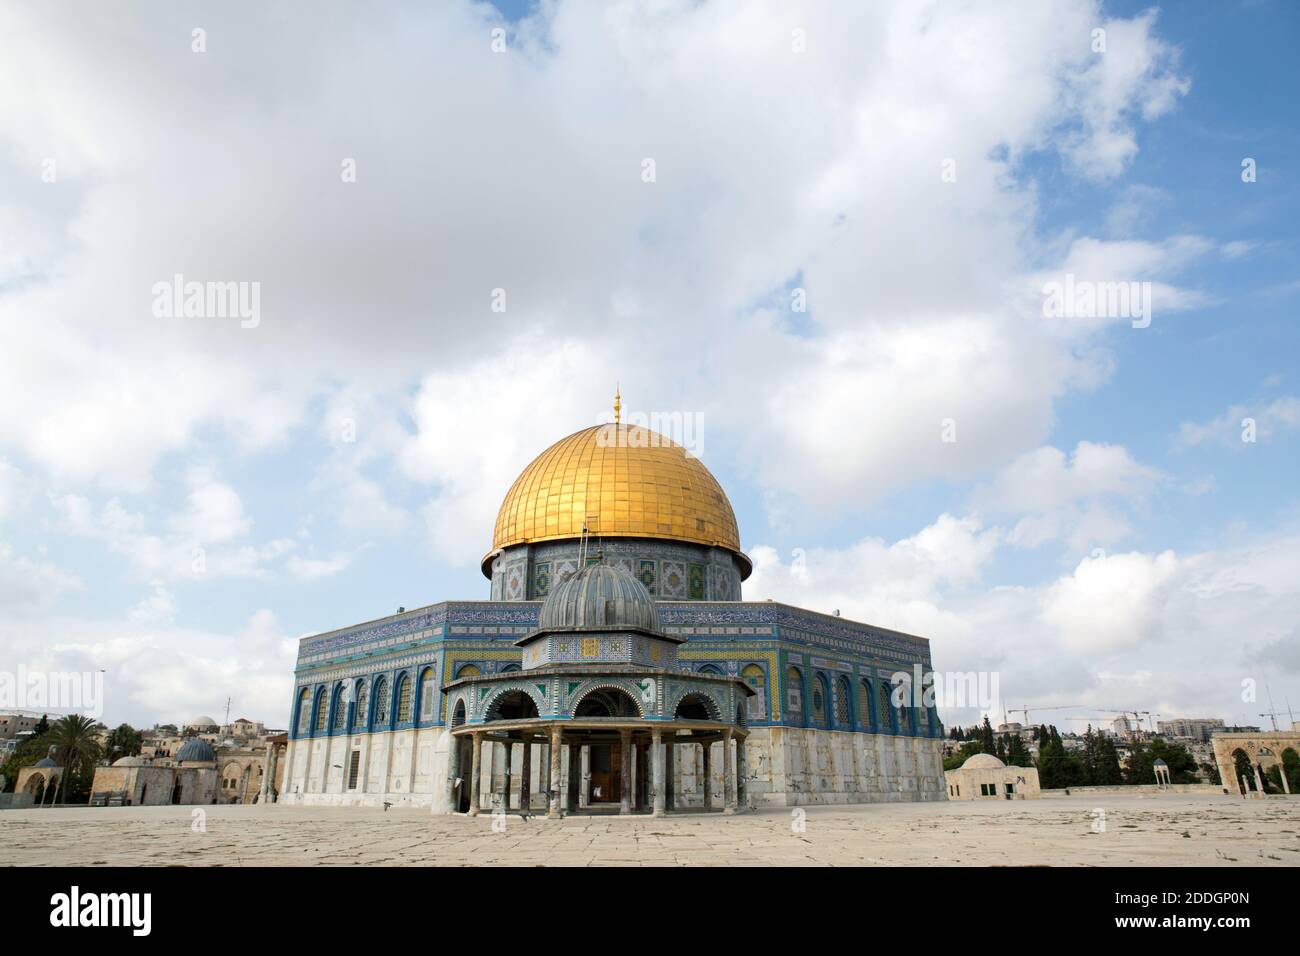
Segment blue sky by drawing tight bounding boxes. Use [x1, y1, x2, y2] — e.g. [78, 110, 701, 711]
[0, 0, 1296, 731]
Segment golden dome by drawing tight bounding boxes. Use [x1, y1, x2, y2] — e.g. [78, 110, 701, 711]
[484, 423, 746, 576]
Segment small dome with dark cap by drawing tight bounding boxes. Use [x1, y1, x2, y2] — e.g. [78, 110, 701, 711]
[538, 563, 660, 633]
[175, 738, 216, 763]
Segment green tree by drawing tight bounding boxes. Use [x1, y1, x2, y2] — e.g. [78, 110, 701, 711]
[105, 724, 143, 763]
[48, 714, 104, 803]
[944, 740, 984, 772]
[1093, 735, 1124, 785]
[0, 729, 52, 792]
[980, 716, 996, 755]
[1005, 733, 1033, 768]
[1231, 749, 1255, 793]
[1282, 748, 1300, 793]
[1037, 725, 1085, 789]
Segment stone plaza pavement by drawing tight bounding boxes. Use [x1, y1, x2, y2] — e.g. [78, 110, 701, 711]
[1, 795, 1297, 866]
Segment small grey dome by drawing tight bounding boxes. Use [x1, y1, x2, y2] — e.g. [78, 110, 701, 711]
[113, 756, 148, 767]
[175, 738, 216, 762]
[33, 757, 59, 768]
[538, 563, 660, 633]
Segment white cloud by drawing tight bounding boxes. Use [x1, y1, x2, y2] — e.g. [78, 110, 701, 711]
[2, 608, 298, 728]
[1178, 396, 1300, 448]
[1041, 549, 1180, 652]
[0, 542, 82, 613]
[746, 517, 1300, 728]
[51, 488, 295, 581]
[972, 441, 1159, 551]
[128, 579, 176, 625]
[286, 553, 352, 581]
[401, 337, 607, 564]
[0, 0, 1194, 520]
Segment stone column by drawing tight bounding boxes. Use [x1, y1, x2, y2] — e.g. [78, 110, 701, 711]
[540, 741, 551, 801]
[259, 744, 273, 801]
[665, 740, 675, 811]
[651, 728, 665, 817]
[445, 733, 461, 814]
[619, 729, 633, 815]
[564, 743, 577, 812]
[701, 741, 713, 810]
[502, 741, 514, 811]
[723, 728, 737, 814]
[468, 732, 484, 816]
[520, 739, 532, 813]
[1253, 762, 1265, 796]
[548, 727, 563, 818]
[736, 735, 747, 809]
[578, 745, 590, 809]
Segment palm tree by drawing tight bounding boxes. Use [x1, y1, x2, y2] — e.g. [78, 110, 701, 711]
[48, 715, 104, 804]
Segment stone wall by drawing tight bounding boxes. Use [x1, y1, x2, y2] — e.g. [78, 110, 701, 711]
[279, 726, 948, 811]
[1039, 783, 1222, 797]
[743, 727, 947, 807]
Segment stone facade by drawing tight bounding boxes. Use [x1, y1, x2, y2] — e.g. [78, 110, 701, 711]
[281, 597, 946, 810]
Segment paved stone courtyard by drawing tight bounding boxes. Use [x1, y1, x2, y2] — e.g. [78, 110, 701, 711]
[1, 795, 1296, 866]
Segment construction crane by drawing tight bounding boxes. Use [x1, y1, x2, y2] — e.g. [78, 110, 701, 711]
[1005, 704, 1086, 729]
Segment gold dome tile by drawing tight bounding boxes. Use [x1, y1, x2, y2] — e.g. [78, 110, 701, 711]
[484, 423, 743, 574]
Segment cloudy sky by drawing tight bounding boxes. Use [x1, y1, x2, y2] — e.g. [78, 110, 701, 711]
[1, 0, 1296, 732]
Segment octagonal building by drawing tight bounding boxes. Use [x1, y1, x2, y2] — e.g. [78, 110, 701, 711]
[280, 413, 947, 813]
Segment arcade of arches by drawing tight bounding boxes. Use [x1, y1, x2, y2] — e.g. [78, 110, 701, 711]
[1212, 731, 1300, 796]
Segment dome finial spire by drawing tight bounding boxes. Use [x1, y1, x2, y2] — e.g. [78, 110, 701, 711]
[613, 384, 621, 425]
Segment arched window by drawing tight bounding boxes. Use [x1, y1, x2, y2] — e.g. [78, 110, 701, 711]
[373, 677, 390, 727]
[313, 688, 328, 733]
[741, 664, 766, 722]
[396, 673, 413, 722]
[451, 699, 467, 728]
[785, 666, 804, 725]
[295, 688, 311, 736]
[861, 679, 877, 732]
[877, 677, 894, 733]
[353, 680, 369, 730]
[455, 663, 482, 679]
[812, 673, 829, 727]
[419, 667, 437, 721]
[834, 675, 852, 729]
[332, 683, 348, 730]
[698, 664, 722, 675]
[895, 674, 913, 734]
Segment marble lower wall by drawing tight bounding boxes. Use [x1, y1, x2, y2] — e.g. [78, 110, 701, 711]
[278, 725, 948, 811]
[742, 727, 948, 807]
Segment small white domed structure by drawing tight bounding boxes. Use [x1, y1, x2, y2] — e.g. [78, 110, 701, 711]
[184, 715, 219, 732]
[945, 748, 1040, 801]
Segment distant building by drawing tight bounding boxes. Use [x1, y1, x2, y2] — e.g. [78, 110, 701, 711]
[0, 713, 42, 739]
[88, 716, 287, 806]
[945, 753, 1040, 801]
[1158, 718, 1224, 741]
